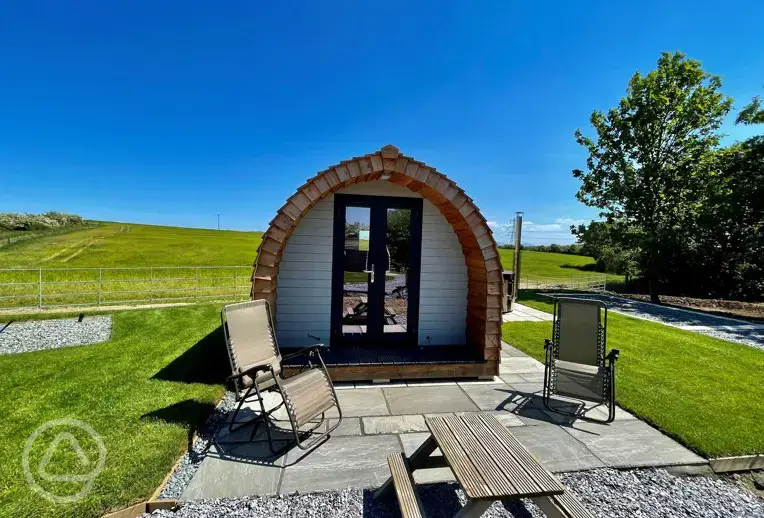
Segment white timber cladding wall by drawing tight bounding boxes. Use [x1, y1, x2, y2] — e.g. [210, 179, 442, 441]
[275, 180, 468, 347]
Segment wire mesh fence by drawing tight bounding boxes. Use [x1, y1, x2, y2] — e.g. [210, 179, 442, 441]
[519, 273, 608, 292]
[0, 266, 253, 310]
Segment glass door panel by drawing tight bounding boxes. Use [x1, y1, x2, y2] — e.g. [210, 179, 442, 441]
[341, 206, 373, 339]
[383, 208, 411, 337]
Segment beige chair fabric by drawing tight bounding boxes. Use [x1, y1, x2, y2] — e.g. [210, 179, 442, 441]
[554, 360, 604, 401]
[223, 300, 281, 391]
[556, 299, 601, 366]
[280, 368, 337, 428]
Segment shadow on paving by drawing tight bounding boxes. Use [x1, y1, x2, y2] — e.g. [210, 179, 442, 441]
[152, 325, 230, 385]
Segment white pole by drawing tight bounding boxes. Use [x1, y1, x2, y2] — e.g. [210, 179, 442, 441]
[38, 268, 42, 309]
[98, 268, 102, 306]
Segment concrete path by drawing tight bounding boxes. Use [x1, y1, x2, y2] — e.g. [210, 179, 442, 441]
[180, 343, 705, 500]
[502, 303, 554, 322]
[549, 293, 764, 350]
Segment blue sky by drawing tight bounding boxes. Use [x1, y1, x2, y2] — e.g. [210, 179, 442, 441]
[1, 1, 762, 245]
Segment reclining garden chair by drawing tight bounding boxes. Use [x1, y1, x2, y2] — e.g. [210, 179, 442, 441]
[543, 297, 620, 423]
[221, 299, 342, 453]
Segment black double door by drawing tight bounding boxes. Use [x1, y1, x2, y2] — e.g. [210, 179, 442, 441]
[331, 194, 422, 346]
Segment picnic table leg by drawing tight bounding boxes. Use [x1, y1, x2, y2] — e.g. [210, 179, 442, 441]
[373, 435, 438, 501]
[530, 496, 569, 518]
[453, 499, 493, 518]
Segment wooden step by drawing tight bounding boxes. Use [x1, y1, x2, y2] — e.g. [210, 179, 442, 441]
[386, 452, 426, 518]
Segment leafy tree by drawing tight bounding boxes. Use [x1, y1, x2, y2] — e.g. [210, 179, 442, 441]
[572, 52, 733, 301]
[571, 221, 636, 276]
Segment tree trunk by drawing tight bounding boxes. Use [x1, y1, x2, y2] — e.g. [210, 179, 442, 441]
[648, 253, 661, 303]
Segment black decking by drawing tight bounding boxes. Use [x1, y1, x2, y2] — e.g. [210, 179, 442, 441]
[281, 345, 485, 368]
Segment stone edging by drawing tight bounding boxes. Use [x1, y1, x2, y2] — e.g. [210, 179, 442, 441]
[710, 454, 764, 473]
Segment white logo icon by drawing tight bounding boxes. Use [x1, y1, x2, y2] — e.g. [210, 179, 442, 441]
[22, 418, 106, 503]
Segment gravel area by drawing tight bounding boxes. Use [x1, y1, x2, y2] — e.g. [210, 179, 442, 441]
[146, 468, 763, 517]
[157, 392, 237, 499]
[0, 315, 112, 354]
[551, 293, 764, 350]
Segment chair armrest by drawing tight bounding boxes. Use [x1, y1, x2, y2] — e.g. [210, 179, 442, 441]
[606, 348, 620, 362]
[226, 363, 272, 382]
[282, 344, 324, 362]
[544, 338, 552, 350]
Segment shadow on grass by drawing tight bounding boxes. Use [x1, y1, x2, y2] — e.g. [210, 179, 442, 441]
[152, 325, 230, 385]
[559, 262, 599, 272]
[141, 399, 217, 449]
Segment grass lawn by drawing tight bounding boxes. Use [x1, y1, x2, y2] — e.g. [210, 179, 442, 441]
[0, 222, 262, 268]
[497, 249, 623, 281]
[503, 292, 764, 458]
[0, 305, 227, 518]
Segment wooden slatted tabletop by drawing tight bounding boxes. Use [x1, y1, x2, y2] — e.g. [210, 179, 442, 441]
[425, 413, 565, 500]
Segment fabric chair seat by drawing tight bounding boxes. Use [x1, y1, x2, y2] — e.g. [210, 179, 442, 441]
[280, 368, 336, 428]
[554, 359, 605, 402]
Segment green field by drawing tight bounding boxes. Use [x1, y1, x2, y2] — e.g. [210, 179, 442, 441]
[0, 305, 226, 518]
[0, 223, 262, 268]
[0, 223, 619, 309]
[499, 249, 596, 277]
[503, 292, 764, 458]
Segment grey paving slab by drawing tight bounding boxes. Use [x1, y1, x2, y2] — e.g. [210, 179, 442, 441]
[500, 341, 530, 357]
[505, 381, 545, 396]
[499, 356, 545, 375]
[398, 433, 455, 484]
[509, 425, 605, 473]
[498, 374, 527, 384]
[459, 383, 518, 411]
[334, 388, 390, 417]
[180, 443, 285, 500]
[518, 372, 545, 383]
[382, 385, 478, 414]
[362, 415, 427, 434]
[564, 419, 707, 468]
[280, 434, 401, 493]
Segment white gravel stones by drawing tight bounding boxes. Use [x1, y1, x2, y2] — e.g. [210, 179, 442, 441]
[146, 468, 764, 517]
[553, 293, 764, 350]
[0, 315, 112, 354]
[158, 392, 238, 499]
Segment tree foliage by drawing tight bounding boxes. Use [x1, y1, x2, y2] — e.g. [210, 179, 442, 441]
[573, 52, 733, 300]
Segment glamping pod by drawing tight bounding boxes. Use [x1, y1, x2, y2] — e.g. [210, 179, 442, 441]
[251, 145, 503, 381]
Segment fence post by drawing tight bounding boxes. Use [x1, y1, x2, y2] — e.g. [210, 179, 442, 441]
[195, 267, 199, 300]
[570, 275, 574, 290]
[98, 268, 102, 306]
[38, 268, 43, 309]
[150, 267, 153, 303]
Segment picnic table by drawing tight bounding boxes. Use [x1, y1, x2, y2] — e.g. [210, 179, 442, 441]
[374, 413, 592, 518]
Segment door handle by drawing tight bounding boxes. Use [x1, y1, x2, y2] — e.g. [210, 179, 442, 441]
[363, 267, 375, 284]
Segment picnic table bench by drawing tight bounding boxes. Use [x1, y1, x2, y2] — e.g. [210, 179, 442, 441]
[374, 413, 592, 518]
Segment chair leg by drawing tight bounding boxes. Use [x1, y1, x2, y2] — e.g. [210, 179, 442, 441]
[229, 386, 261, 433]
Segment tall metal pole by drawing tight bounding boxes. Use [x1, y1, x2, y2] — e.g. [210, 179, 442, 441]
[217, 214, 220, 230]
[512, 212, 523, 302]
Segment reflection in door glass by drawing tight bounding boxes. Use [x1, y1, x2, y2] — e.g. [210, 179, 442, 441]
[384, 208, 411, 335]
[342, 206, 371, 337]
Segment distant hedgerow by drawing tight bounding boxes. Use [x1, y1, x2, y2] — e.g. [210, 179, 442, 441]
[0, 211, 84, 231]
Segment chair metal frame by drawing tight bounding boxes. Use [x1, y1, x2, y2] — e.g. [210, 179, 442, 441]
[222, 300, 342, 454]
[542, 297, 620, 423]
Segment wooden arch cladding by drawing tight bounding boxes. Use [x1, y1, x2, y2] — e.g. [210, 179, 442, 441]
[251, 145, 504, 361]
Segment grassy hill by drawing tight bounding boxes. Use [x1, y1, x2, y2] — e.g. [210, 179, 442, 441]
[498, 248, 599, 278]
[0, 222, 262, 268]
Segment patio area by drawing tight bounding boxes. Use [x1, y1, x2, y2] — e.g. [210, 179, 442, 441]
[175, 341, 706, 501]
